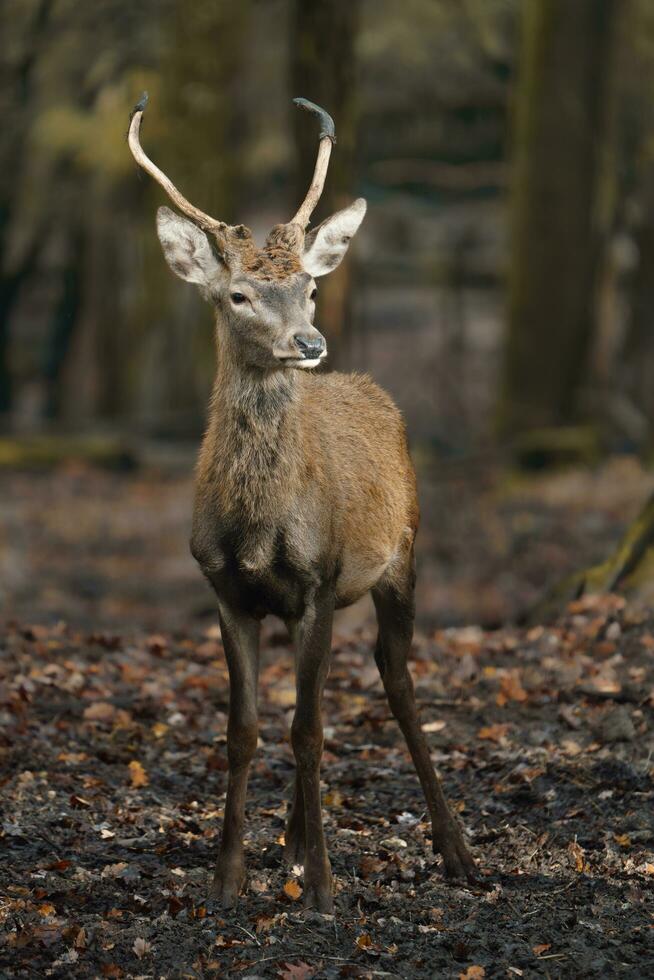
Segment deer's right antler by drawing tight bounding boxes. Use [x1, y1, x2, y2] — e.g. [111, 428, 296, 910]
[128, 93, 229, 238]
[290, 98, 336, 230]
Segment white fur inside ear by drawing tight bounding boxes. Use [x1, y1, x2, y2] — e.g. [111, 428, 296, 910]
[302, 198, 367, 277]
[156, 206, 222, 288]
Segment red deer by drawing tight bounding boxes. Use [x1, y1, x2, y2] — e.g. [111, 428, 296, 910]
[127, 94, 477, 912]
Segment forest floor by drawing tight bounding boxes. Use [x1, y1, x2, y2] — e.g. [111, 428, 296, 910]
[1, 459, 654, 977]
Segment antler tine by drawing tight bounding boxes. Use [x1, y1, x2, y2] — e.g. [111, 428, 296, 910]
[127, 93, 225, 235]
[291, 98, 336, 229]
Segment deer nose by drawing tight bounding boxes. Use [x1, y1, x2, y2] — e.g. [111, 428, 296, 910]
[293, 333, 326, 359]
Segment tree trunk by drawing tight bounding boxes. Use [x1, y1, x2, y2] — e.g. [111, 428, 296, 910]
[623, 162, 654, 435]
[0, 0, 54, 422]
[528, 490, 654, 623]
[498, 0, 621, 439]
[290, 0, 360, 364]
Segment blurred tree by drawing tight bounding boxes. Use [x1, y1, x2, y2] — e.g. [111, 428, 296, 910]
[499, 0, 622, 440]
[290, 0, 360, 364]
[0, 0, 54, 418]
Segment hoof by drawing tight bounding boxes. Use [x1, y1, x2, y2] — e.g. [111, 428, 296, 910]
[303, 878, 333, 913]
[211, 858, 245, 908]
[433, 826, 478, 885]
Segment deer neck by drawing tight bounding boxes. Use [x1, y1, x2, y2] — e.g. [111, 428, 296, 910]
[201, 314, 302, 529]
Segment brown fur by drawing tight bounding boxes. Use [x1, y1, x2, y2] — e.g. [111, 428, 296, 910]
[192, 338, 419, 618]
[215, 222, 305, 282]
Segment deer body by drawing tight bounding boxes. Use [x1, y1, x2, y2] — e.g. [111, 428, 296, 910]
[128, 95, 477, 913]
[192, 362, 418, 621]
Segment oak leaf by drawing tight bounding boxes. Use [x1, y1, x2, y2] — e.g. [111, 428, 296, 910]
[128, 760, 149, 788]
[283, 879, 302, 901]
[278, 963, 315, 980]
[477, 723, 511, 742]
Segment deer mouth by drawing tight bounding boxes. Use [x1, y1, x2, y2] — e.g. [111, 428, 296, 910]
[274, 350, 327, 369]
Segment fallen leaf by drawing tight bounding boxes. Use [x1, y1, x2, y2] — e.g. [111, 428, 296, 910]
[568, 840, 586, 873]
[283, 879, 303, 901]
[359, 855, 385, 878]
[132, 937, 152, 959]
[278, 962, 315, 980]
[101, 862, 129, 878]
[477, 723, 511, 742]
[355, 933, 373, 950]
[128, 760, 149, 788]
[560, 739, 583, 757]
[83, 701, 116, 723]
[69, 794, 91, 809]
[422, 719, 447, 733]
[496, 670, 528, 706]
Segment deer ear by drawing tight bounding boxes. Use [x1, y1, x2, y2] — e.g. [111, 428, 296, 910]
[302, 198, 366, 277]
[156, 206, 225, 290]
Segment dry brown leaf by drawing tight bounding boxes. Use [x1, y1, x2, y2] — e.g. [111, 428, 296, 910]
[359, 855, 385, 878]
[355, 933, 373, 950]
[278, 962, 315, 980]
[283, 879, 303, 901]
[560, 739, 583, 757]
[477, 723, 511, 742]
[568, 840, 586, 873]
[132, 937, 151, 958]
[83, 701, 116, 723]
[496, 671, 528, 706]
[128, 760, 149, 788]
[422, 719, 447, 733]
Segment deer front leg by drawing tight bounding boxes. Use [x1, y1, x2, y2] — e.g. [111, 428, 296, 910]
[372, 561, 478, 884]
[211, 601, 260, 907]
[290, 592, 334, 912]
[284, 776, 306, 866]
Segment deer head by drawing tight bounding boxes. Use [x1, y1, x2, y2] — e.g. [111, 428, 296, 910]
[128, 95, 366, 371]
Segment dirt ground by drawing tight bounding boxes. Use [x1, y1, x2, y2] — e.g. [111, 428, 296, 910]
[1, 461, 654, 977]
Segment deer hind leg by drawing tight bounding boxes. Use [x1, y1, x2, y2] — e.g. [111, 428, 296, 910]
[283, 620, 306, 865]
[211, 601, 260, 907]
[372, 551, 478, 883]
[289, 591, 335, 912]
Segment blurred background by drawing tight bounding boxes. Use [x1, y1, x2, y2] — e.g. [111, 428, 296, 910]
[2, 0, 654, 632]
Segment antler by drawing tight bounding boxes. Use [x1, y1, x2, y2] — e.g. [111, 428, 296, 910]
[291, 98, 336, 229]
[127, 93, 227, 236]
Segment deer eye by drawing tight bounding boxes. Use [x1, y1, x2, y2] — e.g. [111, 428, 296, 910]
[230, 292, 247, 305]
[310, 287, 318, 300]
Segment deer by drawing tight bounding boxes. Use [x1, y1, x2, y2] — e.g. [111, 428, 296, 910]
[127, 94, 478, 913]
